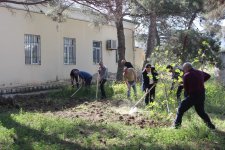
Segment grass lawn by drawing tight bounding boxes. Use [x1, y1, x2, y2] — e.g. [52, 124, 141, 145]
[0, 80, 224, 150]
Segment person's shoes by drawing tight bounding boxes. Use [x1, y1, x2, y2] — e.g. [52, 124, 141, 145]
[173, 123, 181, 129]
[174, 125, 181, 129]
[101, 96, 106, 100]
[207, 123, 216, 130]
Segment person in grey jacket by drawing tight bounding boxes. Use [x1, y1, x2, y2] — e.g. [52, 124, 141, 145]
[98, 61, 108, 99]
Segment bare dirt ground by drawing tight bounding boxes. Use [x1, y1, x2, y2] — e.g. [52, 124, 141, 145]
[0, 94, 170, 128]
[50, 99, 170, 128]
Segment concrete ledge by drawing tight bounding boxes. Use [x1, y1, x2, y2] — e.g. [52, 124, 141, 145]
[0, 81, 69, 96]
[1, 89, 62, 99]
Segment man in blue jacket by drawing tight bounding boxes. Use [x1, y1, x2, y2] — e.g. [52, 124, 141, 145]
[174, 62, 215, 129]
[70, 69, 92, 88]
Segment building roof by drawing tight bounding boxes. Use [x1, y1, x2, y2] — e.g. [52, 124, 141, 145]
[0, 3, 136, 30]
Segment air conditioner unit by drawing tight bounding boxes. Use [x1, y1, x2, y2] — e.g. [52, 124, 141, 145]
[106, 40, 117, 50]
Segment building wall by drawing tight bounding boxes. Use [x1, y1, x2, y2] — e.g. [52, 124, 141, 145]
[0, 7, 135, 88]
[134, 47, 145, 70]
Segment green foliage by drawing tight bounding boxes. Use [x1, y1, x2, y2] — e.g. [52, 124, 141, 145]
[164, 30, 221, 65]
[0, 125, 15, 149]
[0, 74, 225, 149]
[205, 80, 225, 114]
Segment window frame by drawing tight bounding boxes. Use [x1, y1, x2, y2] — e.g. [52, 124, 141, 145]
[24, 34, 41, 65]
[93, 40, 102, 64]
[64, 37, 76, 65]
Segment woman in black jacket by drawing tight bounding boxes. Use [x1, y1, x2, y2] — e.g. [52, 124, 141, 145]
[142, 63, 158, 105]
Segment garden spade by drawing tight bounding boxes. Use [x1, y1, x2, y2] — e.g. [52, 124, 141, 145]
[70, 85, 82, 98]
[129, 84, 156, 115]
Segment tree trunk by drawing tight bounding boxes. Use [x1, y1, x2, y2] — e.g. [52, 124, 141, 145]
[116, 18, 126, 81]
[181, 11, 198, 62]
[156, 26, 160, 46]
[143, 13, 157, 68]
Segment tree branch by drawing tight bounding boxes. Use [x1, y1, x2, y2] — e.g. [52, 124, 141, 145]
[0, 0, 51, 5]
[72, 0, 109, 19]
[131, 0, 148, 14]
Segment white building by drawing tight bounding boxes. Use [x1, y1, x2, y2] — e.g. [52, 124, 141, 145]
[0, 5, 139, 90]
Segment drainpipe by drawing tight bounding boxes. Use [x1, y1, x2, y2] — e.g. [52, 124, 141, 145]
[56, 23, 61, 81]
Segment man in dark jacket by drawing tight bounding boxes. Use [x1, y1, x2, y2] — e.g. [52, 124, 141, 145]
[70, 69, 92, 88]
[174, 62, 215, 129]
[142, 63, 158, 105]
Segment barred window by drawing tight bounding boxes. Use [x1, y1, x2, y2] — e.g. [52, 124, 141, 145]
[93, 41, 102, 64]
[24, 34, 41, 65]
[64, 38, 76, 64]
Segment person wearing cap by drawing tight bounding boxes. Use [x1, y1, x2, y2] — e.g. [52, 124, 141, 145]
[70, 69, 92, 88]
[142, 63, 158, 105]
[98, 61, 108, 99]
[174, 62, 215, 129]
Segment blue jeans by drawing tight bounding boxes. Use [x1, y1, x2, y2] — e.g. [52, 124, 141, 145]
[174, 91, 215, 129]
[127, 81, 137, 98]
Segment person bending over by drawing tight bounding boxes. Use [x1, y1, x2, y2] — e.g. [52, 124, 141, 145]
[70, 69, 92, 88]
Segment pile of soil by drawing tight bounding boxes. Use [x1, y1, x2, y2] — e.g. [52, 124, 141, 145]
[0, 94, 170, 128]
[52, 100, 170, 128]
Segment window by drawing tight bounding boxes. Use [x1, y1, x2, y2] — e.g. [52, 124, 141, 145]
[64, 38, 76, 64]
[93, 41, 102, 64]
[24, 34, 41, 64]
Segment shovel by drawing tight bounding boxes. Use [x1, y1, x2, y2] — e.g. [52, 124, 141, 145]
[70, 85, 82, 98]
[129, 84, 156, 114]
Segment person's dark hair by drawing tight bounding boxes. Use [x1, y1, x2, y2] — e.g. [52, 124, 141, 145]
[166, 65, 173, 69]
[70, 69, 79, 77]
[145, 63, 151, 68]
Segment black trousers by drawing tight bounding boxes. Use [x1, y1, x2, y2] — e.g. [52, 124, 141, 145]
[176, 85, 183, 104]
[100, 79, 107, 98]
[174, 91, 215, 128]
[85, 77, 92, 86]
[145, 84, 155, 105]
